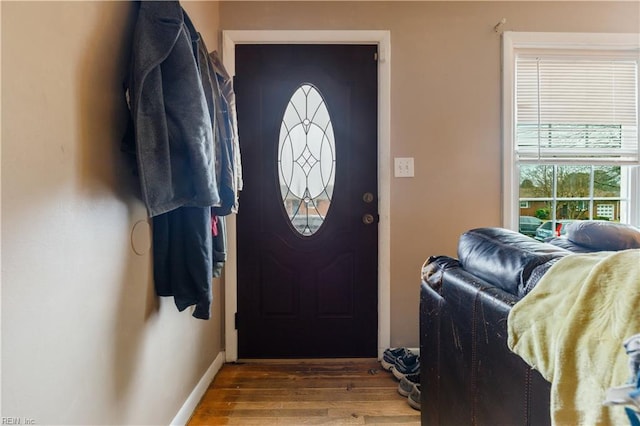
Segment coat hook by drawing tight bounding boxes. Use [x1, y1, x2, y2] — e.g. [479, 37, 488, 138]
[494, 17, 507, 33]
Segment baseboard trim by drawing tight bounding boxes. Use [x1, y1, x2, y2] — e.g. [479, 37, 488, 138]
[170, 350, 225, 426]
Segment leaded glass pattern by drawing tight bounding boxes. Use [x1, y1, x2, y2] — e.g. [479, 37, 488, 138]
[278, 84, 335, 236]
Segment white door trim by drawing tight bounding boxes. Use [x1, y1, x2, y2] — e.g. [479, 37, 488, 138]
[222, 30, 391, 361]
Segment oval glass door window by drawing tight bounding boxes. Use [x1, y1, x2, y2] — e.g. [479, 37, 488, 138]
[278, 84, 336, 236]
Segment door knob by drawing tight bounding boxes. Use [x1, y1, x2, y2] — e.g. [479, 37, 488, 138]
[362, 213, 375, 225]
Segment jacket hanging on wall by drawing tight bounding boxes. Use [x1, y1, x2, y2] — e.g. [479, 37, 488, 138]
[127, 0, 220, 217]
[153, 207, 213, 319]
[125, 1, 224, 319]
[206, 51, 242, 278]
[209, 50, 243, 216]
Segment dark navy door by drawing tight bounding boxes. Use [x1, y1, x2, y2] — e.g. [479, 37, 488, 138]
[235, 44, 378, 357]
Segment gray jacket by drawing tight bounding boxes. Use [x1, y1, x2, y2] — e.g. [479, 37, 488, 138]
[209, 51, 243, 216]
[129, 1, 220, 217]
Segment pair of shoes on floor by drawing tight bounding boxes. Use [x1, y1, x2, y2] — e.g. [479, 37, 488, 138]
[398, 373, 421, 411]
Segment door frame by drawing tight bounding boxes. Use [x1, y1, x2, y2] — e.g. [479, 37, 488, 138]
[222, 30, 391, 361]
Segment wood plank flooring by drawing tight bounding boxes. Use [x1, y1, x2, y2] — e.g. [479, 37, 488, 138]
[188, 358, 420, 425]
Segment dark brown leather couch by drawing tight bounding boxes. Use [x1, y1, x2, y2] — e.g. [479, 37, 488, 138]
[419, 227, 578, 426]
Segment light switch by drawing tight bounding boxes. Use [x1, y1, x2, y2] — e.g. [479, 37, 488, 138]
[394, 157, 414, 178]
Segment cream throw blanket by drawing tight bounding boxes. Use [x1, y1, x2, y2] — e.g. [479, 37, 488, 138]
[508, 249, 640, 426]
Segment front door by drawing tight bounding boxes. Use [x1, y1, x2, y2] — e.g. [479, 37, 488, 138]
[235, 44, 378, 358]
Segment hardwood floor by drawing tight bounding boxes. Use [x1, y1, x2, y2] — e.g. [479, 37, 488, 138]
[188, 358, 420, 425]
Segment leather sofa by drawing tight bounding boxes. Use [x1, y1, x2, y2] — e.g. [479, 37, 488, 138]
[419, 227, 579, 426]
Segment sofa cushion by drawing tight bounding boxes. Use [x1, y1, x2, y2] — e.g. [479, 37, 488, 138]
[545, 236, 598, 253]
[458, 227, 569, 296]
[566, 221, 640, 251]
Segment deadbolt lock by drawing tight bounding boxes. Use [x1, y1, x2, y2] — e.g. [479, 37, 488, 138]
[362, 192, 374, 203]
[362, 213, 375, 225]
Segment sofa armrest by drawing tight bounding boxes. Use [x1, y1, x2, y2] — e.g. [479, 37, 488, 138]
[421, 261, 551, 425]
[457, 227, 569, 296]
[422, 255, 462, 293]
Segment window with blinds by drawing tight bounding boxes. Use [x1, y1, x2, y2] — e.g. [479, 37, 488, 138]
[515, 52, 639, 164]
[503, 32, 640, 232]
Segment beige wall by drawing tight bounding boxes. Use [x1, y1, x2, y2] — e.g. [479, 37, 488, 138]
[2, 1, 638, 423]
[1, 1, 222, 424]
[219, 1, 640, 347]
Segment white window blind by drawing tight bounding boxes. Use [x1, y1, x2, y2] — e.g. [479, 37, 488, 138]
[515, 52, 639, 164]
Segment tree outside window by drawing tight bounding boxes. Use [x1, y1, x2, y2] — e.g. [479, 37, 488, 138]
[520, 164, 622, 222]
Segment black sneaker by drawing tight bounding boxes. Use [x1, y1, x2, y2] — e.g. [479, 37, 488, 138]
[397, 372, 420, 396]
[380, 347, 409, 371]
[391, 353, 420, 380]
[408, 384, 421, 411]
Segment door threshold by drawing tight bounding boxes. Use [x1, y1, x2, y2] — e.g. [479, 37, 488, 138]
[234, 358, 379, 364]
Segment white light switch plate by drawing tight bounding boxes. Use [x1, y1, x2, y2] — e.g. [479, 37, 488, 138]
[394, 157, 414, 178]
